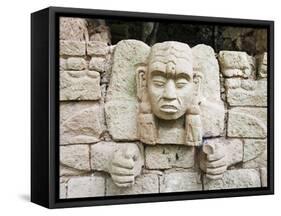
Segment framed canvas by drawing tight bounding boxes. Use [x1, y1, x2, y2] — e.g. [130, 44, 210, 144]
[31, 6, 274, 208]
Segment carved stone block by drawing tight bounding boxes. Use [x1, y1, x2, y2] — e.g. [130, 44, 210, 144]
[218, 51, 254, 78]
[227, 107, 267, 138]
[60, 145, 90, 171]
[67, 174, 105, 198]
[89, 57, 107, 72]
[87, 41, 109, 56]
[200, 100, 225, 137]
[243, 149, 267, 169]
[203, 169, 261, 190]
[66, 57, 87, 70]
[60, 70, 101, 101]
[192, 44, 221, 102]
[225, 79, 267, 106]
[105, 40, 150, 141]
[243, 139, 267, 162]
[106, 40, 151, 102]
[203, 138, 243, 167]
[160, 171, 202, 192]
[60, 102, 105, 144]
[145, 145, 195, 169]
[105, 100, 138, 141]
[106, 174, 158, 195]
[60, 164, 88, 176]
[60, 40, 86, 56]
[90, 142, 144, 175]
[60, 17, 88, 41]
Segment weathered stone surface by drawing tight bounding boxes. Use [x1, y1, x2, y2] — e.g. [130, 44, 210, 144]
[203, 138, 243, 167]
[107, 40, 150, 101]
[218, 51, 254, 78]
[89, 57, 106, 72]
[227, 107, 267, 138]
[204, 169, 261, 190]
[60, 70, 101, 101]
[257, 52, 267, 78]
[200, 100, 225, 137]
[66, 57, 87, 70]
[60, 145, 90, 171]
[90, 32, 111, 44]
[87, 41, 109, 56]
[160, 171, 202, 192]
[105, 40, 150, 141]
[260, 167, 267, 187]
[225, 79, 267, 106]
[60, 17, 88, 41]
[60, 182, 67, 199]
[243, 139, 267, 162]
[60, 58, 67, 70]
[106, 174, 158, 195]
[145, 145, 195, 169]
[90, 142, 116, 172]
[60, 40, 86, 56]
[105, 100, 138, 141]
[60, 102, 105, 144]
[90, 142, 144, 175]
[192, 45, 225, 137]
[156, 118, 185, 144]
[243, 149, 267, 169]
[192, 45, 221, 102]
[67, 174, 105, 198]
[60, 165, 89, 176]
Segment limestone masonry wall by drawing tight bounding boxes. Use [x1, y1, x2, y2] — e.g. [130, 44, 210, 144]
[59, 18, 268, 199]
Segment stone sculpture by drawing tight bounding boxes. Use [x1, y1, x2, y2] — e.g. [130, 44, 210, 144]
[59, 18, 268, 198]
[136, 42, 203, 146]
[107, 41, 227, 186]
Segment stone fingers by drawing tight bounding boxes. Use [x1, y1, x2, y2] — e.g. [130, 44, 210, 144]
[207, 157, 226, 168]
[124, 144, 140, 161]
[206, 173, 224, 180]
[207, 152, 225, 162]
[206, 165, 227, 176]
[111, 175, 135, 183]
[114, 182, 134, 188]
[111, 153, 136, 187]
[112, 157, 134, 169]
[111, 166, 135, 176]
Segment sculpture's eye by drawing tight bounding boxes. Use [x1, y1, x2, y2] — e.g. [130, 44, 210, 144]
[176, 78, 189, 88]
[153, 80, 166, 87]
[152, 75, 167, 87]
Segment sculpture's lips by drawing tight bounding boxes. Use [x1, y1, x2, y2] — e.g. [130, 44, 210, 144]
[160, 105, 178, 113]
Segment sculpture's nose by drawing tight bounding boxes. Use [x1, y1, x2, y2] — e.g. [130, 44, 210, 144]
[163, 80, 177, 100]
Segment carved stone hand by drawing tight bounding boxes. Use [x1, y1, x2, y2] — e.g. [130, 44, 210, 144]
[199, 142, 227, 180]
[109, 144, 142, 187]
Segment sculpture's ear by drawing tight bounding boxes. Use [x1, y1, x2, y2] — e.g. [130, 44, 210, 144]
[193, 71, 203, 102]
[136, 63, 148, 101]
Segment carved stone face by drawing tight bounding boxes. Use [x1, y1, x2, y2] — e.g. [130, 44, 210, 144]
[146, 42, 196, 120]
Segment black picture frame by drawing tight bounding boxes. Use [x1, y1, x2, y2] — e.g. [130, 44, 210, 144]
[31, 6, 274, 209]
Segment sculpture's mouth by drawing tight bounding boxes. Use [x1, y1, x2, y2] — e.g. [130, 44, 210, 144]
[160, 104, 178, 113]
